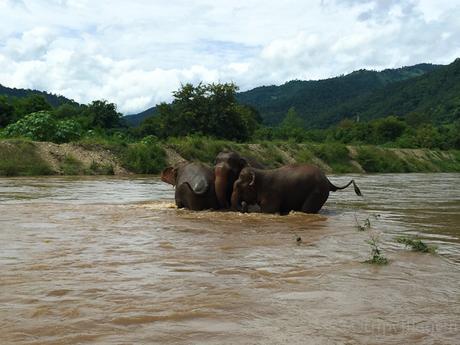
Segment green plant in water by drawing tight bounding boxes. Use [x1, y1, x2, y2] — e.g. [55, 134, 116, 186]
[355, 214, 371, 231]
[396, 236, 437, 253]
[364, 233, 388, 265]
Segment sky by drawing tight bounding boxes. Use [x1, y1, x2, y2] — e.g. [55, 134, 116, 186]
[0, 0, 459, 114]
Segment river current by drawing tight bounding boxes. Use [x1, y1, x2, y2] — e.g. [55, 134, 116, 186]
[1, 174, 459, 344]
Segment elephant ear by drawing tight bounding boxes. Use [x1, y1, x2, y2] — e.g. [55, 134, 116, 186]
[243, 156, 265, 169]
[161, 167, 177, 185]
[188, 173, 209, 195]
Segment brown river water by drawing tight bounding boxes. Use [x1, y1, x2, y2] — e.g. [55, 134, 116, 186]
[1, 173, 459, 345]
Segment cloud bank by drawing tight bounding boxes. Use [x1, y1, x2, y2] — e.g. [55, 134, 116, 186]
[0, 0, 459, 113]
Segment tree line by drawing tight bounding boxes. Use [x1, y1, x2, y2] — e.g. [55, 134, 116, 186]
[0, 82, 459, 150]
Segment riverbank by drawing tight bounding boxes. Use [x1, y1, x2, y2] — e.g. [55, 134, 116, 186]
[1, 138, 460, 176]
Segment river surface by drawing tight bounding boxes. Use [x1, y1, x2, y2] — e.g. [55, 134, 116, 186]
[1, 173, 459, 345]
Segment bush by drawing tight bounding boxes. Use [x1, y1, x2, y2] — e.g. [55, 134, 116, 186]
[121, 142, 167, 174]
[3, 111, 82, 143]
[166, 135, 235, 163]
[60, 155, 83, 175]
[310, 142, 353, 172]
[356, 146, 408, 172]
[0, 140, 52, 176]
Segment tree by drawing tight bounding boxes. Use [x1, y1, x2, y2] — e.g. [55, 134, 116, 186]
[13, 94, 52, 118]
[85, 100, 123, 129]
[54, 103, 84, 119]
[373, 116, 407, 143]
[275, 107, 306, 140]
[142, 83, 260, 141]
[0, 96, 14, 127]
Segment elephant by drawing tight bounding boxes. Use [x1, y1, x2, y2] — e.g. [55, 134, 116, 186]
[161, 162, 219, 211]
[231, 164, 362, 214]
[214, 150, 265, 209]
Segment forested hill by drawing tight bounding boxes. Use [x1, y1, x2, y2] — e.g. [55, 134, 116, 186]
[236, 63, 441, 127]
[322, 58, 460, 126]
[0, 84, 76, 107]
[124, 106, 157, 127]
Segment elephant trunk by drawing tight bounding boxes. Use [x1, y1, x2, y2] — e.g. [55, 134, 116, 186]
[215, 163, 231, 209]
[230, 189, 239, 211]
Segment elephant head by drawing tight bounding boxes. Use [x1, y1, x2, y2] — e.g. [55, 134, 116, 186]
[161, 166, 178, 185]
[214, 151, 248, 209]
[231, 167, 258, 211]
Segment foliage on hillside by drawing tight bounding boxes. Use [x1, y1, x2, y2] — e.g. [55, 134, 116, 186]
[1, 95, 126, 141]
[138, 83, 261, 141]
[0, 84, 75, 108]
[329, 58, 460, 125]
[236, 63, 440, 126]
[1, 64, 460, 152]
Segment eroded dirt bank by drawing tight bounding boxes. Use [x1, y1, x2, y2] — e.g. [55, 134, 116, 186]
[1, 139, 459, 176]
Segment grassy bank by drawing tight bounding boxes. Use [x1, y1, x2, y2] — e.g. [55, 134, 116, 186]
[1, 137, 460, 177]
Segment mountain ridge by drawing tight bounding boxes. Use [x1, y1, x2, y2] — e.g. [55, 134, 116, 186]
[2, 61, 455, 129]
[124, 62, 443, 127]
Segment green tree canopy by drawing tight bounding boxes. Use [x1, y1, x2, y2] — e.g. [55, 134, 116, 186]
[13, 94, 52, 118]
[0, 96, 14, 127]
[85, 100, 124, 129]
[3, 111, 82, 143]
[141, 83, 260, 141]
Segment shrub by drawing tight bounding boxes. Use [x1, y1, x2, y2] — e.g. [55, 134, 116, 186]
[61, 155, 83, 175]
[310, 142, 354, 172]
[356, 146, 408, 173]
[166, 136, 235, 164]
[0, 140, 52, 176]
[121, 142, 167, 174]
[3, 111, 82, 143]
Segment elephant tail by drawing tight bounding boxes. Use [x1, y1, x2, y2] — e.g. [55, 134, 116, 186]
[328, 179, 362, 196]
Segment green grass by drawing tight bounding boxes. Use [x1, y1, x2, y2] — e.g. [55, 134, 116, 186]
[2, 136, 460, 176]
[87, 161, 115, 175]
[309, 142, 358, 173]
[166, 136, 236, 164]
[396, 236, 437, 253]
[61, 155, 83, 175]
[294, 146, 315, 164]
[121, 142, 167, 174]
[429, 150, 460, 172]
[356, 146, 410, 173]
[76, 135, 127, 154]
[0, 139, 52, 176]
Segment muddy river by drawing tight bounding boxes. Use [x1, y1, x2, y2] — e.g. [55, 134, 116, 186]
[1, 174, 459, 344]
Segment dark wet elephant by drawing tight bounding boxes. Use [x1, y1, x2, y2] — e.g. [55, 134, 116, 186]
[231, 164, 362, 214]
[161, 162, 219, 211]
[214, 151, 265, 209]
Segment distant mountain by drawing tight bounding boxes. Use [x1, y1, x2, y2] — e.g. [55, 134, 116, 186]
[125, 62, 441, 128]
[124, 106, 157, 127]
[236, 63, 442, 127]
[5, 60, 456, 130]
[0, 84, 77, 107]
[323, 58, 460, 126]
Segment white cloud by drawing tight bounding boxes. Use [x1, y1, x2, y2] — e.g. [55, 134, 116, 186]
[0, 0, 459, 113]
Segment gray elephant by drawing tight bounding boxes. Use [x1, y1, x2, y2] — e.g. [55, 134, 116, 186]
[231, 164, 362, 214]
[214, 150, 265, 209]
[161, 162, 219, 211]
